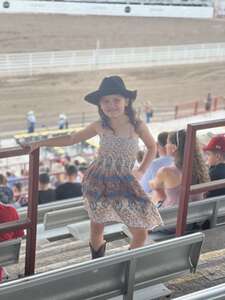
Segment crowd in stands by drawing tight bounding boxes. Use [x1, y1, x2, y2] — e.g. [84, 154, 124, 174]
[0, 156, 88, 209]
[149, 130, 209, 208]
[139, 131, 225, 209]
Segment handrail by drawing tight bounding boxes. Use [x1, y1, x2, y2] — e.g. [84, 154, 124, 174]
[0, 147, 29, 158]
[176, 118, 225, 236]
[190, 179, 225, 195]
[0, 147, 40, 277]
[0, 218, 31, 232]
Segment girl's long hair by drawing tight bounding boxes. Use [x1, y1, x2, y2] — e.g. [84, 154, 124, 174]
[168, 130, 209, 184]
[98, 98, 140, 132]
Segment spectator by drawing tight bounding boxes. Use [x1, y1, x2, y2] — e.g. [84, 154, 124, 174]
[63, 155, 71, 167]
[27, 111, 36, 133]
[144, 101, 154, 124]
[74, 156, 88, 182]
[58, 113, 68, 130]
[6, 171, 19, 189]
[38, 173, 56, 205]
[203, 135, 225, 198]
[55, 164, 82, 200]
[149, 129, 209, 208]
[0, 201, 24, 281]
[79, 163, 88, 179]
[51, 163, 65, 188]
[12, 182, 28, 208]
[0, 174, 13, 204]
[140, 132, 174, 193]
[205, 92, 212, 112]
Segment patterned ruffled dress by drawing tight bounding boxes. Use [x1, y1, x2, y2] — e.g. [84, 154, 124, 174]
[83, 130, 163, 229]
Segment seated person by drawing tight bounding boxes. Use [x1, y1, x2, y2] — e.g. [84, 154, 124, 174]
[203, 135, 225, 198]
[149, 129, 209, 208]
[0, 201, 24, 281]
[140, 131, 173, 193]
[55, 164, 82, 200]
[38, 173, 56, 205]
[6, 171, 19, 189]
[13, 182, 28, 208]
[0, 174, 13, 204]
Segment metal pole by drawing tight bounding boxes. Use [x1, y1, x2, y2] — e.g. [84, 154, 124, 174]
[25, 148, 40, 276]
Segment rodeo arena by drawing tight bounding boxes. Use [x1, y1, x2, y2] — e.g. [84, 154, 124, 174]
[0, 0, 225, 299]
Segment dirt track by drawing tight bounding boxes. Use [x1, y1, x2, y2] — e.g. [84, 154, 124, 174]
[0, 14, 225, 133]
[1, 14, 225, 53]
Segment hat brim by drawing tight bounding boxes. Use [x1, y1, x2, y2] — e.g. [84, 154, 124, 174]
[85, 89, 137, 105]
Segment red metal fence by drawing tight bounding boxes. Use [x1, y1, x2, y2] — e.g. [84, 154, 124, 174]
[174, 96, 225, 120]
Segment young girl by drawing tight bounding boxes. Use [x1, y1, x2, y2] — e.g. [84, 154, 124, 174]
[150, 129, 209, 208]
[23, 75, 163, 258]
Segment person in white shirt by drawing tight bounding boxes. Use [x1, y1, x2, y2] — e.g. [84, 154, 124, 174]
[140, 131, 173, 193]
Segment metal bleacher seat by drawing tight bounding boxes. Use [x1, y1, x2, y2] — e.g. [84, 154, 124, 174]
[18, 196, 84, 223]
[173, 282, 225, 299]
[0, 232, 204, 300]
[0, 239, 21, 269]
[68, 195, 225, 242]
[67, 220, 124, 241]
[35, 205, 88, 240]
[43, 205, 88, 230]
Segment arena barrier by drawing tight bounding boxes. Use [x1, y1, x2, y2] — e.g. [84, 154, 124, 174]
[1, 43, 225, 77]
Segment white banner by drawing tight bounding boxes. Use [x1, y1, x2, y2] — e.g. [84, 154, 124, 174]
[0, 0, 214, 18]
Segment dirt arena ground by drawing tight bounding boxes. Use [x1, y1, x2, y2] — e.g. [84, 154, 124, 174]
[0, 14, 225, 133]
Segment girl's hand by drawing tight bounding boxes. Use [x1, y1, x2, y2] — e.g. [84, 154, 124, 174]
[132, 168, 144, 181]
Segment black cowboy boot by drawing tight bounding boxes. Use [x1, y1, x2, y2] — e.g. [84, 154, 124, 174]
[89, 242, 106, 259]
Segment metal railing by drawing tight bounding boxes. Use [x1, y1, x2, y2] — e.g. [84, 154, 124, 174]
[0, 147, 39, 276]
[176, 118, 225, 236]
[1, 43, 225, 77]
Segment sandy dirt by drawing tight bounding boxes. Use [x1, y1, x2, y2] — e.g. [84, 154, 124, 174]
[0, 14, 225, 133]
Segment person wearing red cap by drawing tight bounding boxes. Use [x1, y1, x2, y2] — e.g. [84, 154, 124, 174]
[203, 135, 225, 198]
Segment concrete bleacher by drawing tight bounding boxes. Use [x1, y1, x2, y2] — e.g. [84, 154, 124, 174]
[0, 233, 204, 300]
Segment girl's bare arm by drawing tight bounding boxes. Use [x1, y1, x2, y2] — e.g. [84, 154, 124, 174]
[136, 121, 157, 175]
[19, 122, 99, 151]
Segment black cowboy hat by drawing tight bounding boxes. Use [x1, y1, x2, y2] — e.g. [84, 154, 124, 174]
[84, 75, 137, 105]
